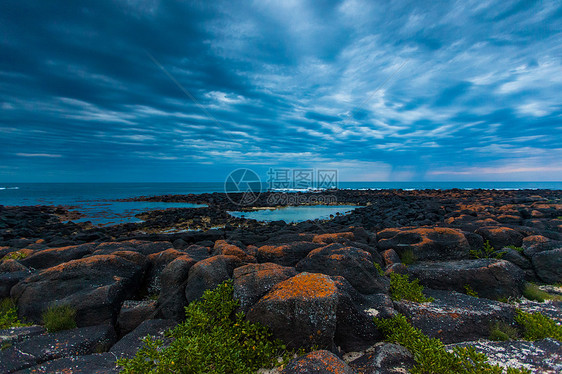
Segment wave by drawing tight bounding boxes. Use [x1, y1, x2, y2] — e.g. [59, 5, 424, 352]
[0, 186, 19, 190]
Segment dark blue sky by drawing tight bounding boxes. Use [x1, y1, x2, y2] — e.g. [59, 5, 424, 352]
[1, 0, 561, 182]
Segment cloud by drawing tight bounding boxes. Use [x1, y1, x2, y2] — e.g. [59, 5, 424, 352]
[0, 0, 561, 182]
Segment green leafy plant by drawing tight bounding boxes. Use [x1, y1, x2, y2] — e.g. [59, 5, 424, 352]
[42, 304, 77, 333]
[1, 250, 28, 262]
[489, 321, 519, 341]
[374, 314, 530, 374]
[400, 249, 416, 265]
[515, 310, 562, 341]
[505, 245, 524, 253]
[464, 284, 479, 297]
[117, 280, 293, 374]
[389, 273, 433, 303]
[373, 262, 385, 276]
[0, 298, 29, 329]
[470, 240, 504, 259]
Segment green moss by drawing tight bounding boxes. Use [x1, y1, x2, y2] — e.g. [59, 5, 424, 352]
[1, 250, 28, 262]
[505, 245, 524, 253]
[389, 273, 433, 303]
[515, 310, 562, 341]
[374, 314, 530, 374]
[117, 280, 294, 374]
[489, 321, 519, 341]
[42, 305, 77, 333]
[470, 240, 504, 259]
[400, 249, 416, 265]
[0, 298, 29, 329]
[464, 284, 479, 297]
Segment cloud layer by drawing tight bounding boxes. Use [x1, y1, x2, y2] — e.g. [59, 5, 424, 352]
[1, 0, 561, 182]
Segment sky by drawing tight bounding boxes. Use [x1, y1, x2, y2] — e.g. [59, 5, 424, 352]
[1, 0, 561, 183]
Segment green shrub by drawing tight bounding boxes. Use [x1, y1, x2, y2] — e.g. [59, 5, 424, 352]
[470, 240, 504, 259]
[400, 249, 416, 265]
[505, 245, 524, 253]
[389, 273, 433, 303]
[489, 321, 519, 341]
[373, 262, 385, 276]
[374, 314, 530, 374]
[0, 298, 28, 329]
[464, 284, 478, 297]
[1, 250, 28, 262]
[42, 305, 77, 333]
[117, 280, 292, 374]
[515, 310, 562, 341]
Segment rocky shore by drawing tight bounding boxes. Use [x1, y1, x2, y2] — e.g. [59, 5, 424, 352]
[1, 189, 561, 373]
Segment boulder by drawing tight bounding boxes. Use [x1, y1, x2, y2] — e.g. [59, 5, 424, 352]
[0, 324, 117, 373]
[94, 240, 172, 256]
[212, 240, 256, 262]
[246, 272, 339, 350]
[13, 353, 119, 374]
[407, 259, 525, 300]
[0, 325, 45, 347]
[474, 227, 524, 250]
[110, 319, 176, 359]
[280, 350, 355, 374]
[184, 255, 243, 303]
[381, 249, 400, 267]
[0, 259, 29, 273]
[377, 227, 470, 261]
[312, 232, 355, 244]
[448, 338, 562, 374]
[145, 248, 188, 294]
[348, 343, 415, 374]
[158, 255, 197, 320]
[257, 241, 322, 266]
[116, 300, 157, 336]
[11, 255, 146, 326]
[184, 244, 211, 261]
[20, 243, 95, 269]
[232, 263, 297, 313]
[393, 289, 516, 343]
[0, 271, 30, 299]
[523, 235, 562, 258]
[296, 244, 389, 294]
[502, 248, 532, 269]
[532, 248, 562, 283]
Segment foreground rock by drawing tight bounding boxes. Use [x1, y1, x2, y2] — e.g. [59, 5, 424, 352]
[407, 259, 525, 299]
[110, 319, 176, 359]
[348, 342, 415, 374]
[281, 350, 355, 374]
[0, 325, 116, 373]
[448, 338, 562, 374]
[11, 254, 146, 326]
[393, 289, 516, 343]
[532, 248, 562, 283]
[184, 255, 243, 303]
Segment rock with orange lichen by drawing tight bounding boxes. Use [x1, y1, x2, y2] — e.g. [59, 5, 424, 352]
[257, 241, 322, 266]
[394, 289, 516, 343]
[233, 262, 297, 312]
[312, 232, 355, 245]
[281, 350, 355, 374]
[0, 324, 116, 373]
[522, 235, 562, 257]
[20, 244, 96, 270]
[377, 227, 471, 261]
[296, 244, 389, 295]
[348, 342, 415, 374]
[246, 272, 339, 350]
[157, 255, 197, 320]
[474, 226, 524, 250]
[93, 240, 173, 256]
[11, 255, 146, 326]
[212, 240, 256, 262]
[407, 259, 525, 300]
[184, 255, 243, 303]
[145, 248, 189, 294]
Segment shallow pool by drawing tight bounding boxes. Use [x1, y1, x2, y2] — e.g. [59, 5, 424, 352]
[228, 205, 361, 223]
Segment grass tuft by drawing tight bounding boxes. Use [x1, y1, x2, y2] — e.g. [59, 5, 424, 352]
[42, 304, 77, 333]
[489, 321, 519, 341]
[522, 283, 561, 302]
[389, 272, 433, 303]
[505, 245, 524, 253]
[470, 240, 504, 259]
[400, 249, 416, 265]
[0, 298, 29, 329]
[117, 280, 296, 374]
[464, 284, 479, 297]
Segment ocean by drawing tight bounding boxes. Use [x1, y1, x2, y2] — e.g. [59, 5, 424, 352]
[1, 182, 561, 226]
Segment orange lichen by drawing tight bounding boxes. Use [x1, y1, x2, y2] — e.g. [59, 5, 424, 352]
[262, 273, 336, 301]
